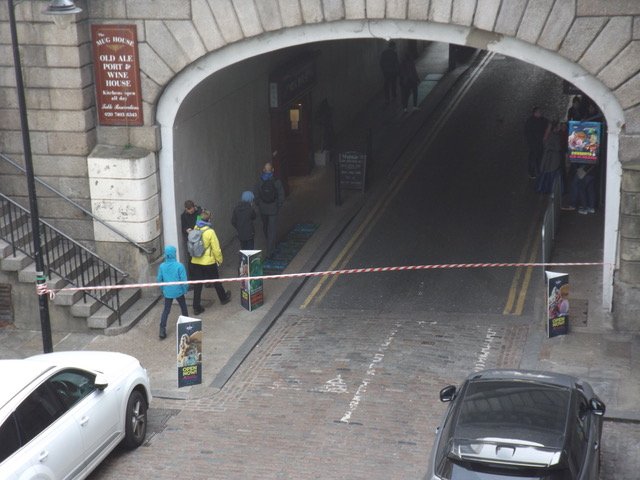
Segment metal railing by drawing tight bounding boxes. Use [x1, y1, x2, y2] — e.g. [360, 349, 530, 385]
[0, 193, 128, 324]
[0, 152, 155, 255]
[541, 174, 563, 278]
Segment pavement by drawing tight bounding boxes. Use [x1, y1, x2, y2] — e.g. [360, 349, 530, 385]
[1, 43, 638, 423]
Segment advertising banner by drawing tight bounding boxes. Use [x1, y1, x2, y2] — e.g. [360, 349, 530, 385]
[545, 271, 569, 338]
[239, 250, 264, 311]
[176, 316, 202, 388]
[567, 121, 601, 164]
[91, 24, 144, 126]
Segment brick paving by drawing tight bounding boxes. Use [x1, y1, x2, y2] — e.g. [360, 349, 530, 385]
[600, 421, 640, 479]
[89, 311, 535, 479]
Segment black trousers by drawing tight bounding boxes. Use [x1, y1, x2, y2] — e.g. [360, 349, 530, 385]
[191, 263, 226, 308]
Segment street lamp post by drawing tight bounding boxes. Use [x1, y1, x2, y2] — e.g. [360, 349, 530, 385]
[7, 0, 81, 353]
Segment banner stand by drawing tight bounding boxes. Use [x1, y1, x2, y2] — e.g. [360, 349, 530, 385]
[240, 250, 264, 311]
[176, 316, 202, 388]
[545, 271, 569, 338]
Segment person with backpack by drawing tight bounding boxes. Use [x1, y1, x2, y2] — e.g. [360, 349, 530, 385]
[231, 191, 257, 250]
[156, 245, 189, 339]
[253, 162, 285, 257]
[188, 209, 231, 314]
[180, 199, 202, 280]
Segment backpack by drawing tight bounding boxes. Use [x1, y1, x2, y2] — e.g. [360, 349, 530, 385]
[260, 178, 277, 204]
[187, 227, 209, 257]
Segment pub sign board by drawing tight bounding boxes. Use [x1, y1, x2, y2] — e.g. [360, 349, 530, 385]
[91, 25, 144, 126]
[339, 151, 367, 192]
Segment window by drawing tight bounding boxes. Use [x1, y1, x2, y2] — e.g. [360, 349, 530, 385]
[0, 415, 20, 463]
[48, 369, 96, 409]
[568, 393, 590, 473]
[14, 382, 66, 445]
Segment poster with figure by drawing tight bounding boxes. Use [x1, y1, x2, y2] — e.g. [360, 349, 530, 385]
[567, 121, 601, 164]
[176, 316, 202, 388]
[239, 250, 264, 311]
[546, 271, 569, 338]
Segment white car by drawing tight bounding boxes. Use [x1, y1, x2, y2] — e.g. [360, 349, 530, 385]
[0, 351, 152, 479]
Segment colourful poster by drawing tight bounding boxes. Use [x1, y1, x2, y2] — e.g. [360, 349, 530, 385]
[567, 121, 601, 164]
[176, 316, 202, 388]
[239, 250, 264, 311]
[545, 272, 569, 338]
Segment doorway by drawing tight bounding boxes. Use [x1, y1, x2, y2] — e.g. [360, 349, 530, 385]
[270, 92, 313, 189]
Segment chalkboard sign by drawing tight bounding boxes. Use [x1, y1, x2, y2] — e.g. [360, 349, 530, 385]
[339, 151, 366, 191]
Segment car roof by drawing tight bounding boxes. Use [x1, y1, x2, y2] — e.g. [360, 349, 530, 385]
[444, 369, 580, 463]
[0, 360, 53, 409]
[454, 377, 572, 451]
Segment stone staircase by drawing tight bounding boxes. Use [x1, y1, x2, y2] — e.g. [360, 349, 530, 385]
[0, 194, 158, 335]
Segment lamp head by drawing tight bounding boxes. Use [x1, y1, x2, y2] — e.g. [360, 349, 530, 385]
[42, 0, 82, 29]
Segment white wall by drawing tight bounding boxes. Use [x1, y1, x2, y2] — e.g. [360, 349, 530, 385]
[173, 54, 272, 250]
[170, 39, 387, 252]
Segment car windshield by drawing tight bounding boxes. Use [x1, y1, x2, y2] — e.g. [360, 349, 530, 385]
[441, 458, 573, 480]
[454, 380, 571, 449]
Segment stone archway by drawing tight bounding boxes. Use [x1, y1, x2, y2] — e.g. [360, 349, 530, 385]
[156, 19, 625, 311]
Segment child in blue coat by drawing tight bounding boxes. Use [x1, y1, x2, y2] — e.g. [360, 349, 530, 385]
[157, 245, 189, 339]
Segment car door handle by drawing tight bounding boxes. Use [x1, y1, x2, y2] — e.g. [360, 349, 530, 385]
[593, 441, 599, 451]
[80, 415, 90, 427]
[38, 450, 49, 462]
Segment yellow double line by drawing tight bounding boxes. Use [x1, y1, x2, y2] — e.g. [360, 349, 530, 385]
[502, 217, 540, 316]
[300, 52, 495, 310]
[300, 153, 420, 309]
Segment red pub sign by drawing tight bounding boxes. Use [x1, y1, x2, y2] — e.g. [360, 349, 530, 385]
[91, 25, 144, 126]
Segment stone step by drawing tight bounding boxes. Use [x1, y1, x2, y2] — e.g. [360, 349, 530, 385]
[17, 263, 67, 290]
[51, 278, 84, 306]
[0, 239, 14, 258]
[103, 294, 161, 336]
[1, 251, 32, 271]
[86, 287, 143, 329]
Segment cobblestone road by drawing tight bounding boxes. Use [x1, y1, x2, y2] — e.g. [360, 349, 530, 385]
[89, 310, 537, 479]
[89, 310, 639, 479]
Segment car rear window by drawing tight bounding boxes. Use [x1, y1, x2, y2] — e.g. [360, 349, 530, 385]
[454, 380, 571, 449]
[441, 458, 573, 479]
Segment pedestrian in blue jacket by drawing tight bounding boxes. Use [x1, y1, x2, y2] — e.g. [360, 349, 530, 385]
[157, 245, 189, 339]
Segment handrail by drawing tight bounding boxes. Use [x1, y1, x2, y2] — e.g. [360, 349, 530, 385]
[541, 174, 563, 279]
[0, 152, 155, 255]
[0, 192, 128, 323]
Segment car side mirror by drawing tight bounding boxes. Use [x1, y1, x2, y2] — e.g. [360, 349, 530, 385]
[440, 385, 457, 402]
[590, 398, 606, 416]
[94, 373, 109, 391]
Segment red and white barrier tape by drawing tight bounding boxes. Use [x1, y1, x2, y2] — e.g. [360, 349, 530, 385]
[35, 261, 606, 300]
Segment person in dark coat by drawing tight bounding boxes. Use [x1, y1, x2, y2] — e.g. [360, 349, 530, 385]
[379, 41, 399, 103]
[180, 199, 201, 278]
[157, 245, 189, 340]
[536, 121, 564, 193]
[399, 52, 420, 112]
[232, 191, 257, 250]
[253, 162, 285, 258]
[567, 96, 582, 121]
[524, 106, 549, 179]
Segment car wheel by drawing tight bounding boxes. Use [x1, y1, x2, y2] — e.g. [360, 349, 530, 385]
[123, 389, 147, 449]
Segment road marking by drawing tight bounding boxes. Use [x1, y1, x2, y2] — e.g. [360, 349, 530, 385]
[322, 375, 348, 394]
[514, 233, 541, 315]
[503, 212, 540, 315]
[302, 53, 495, 309]
[474, 327, 497, 371]
[339, 324, 400, 423]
